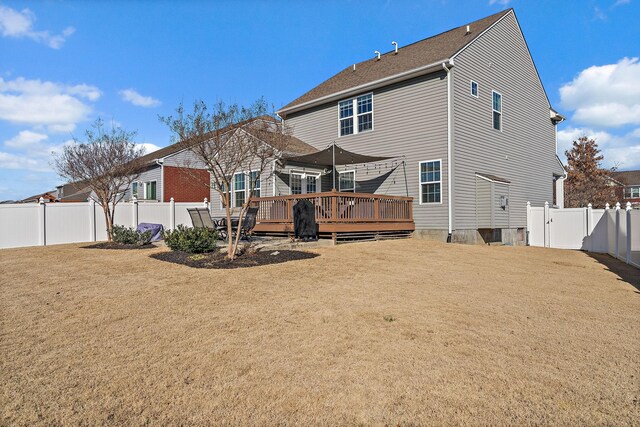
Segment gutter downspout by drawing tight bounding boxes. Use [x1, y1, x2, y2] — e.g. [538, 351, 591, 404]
[155, 159, 164, 202]
[442, 60, 453, 241]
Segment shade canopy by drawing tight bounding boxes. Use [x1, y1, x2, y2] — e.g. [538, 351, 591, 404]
[283, 143, 394, 167]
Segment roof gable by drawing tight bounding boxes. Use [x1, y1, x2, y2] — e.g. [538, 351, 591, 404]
[278, 9, 512, 115]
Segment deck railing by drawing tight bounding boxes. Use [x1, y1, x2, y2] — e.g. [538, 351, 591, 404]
[248, 191, 413, 224]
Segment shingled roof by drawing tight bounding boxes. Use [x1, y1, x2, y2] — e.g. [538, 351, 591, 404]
[279, 9, 512, 114]
[611, 170, 640, 186]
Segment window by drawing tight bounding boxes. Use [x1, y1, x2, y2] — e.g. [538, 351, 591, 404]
[419, 160, 441, 204]
[290, 173, 302, 195]
[306, 175, 317, 194]
[132, 182, 138, 199]
[470, 81, 478, 97]
[139, 181, 156, 200]
[234, 173, 245, 207]
[339, 171, 355, 192]
[625, 186, 640, 198]
[249, 171, 260, 199]
[339, 93, 373, 136]
[492, 91, 502, 131]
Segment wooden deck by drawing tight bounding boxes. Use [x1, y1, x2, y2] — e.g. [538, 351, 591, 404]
[249, 191, 414, 236]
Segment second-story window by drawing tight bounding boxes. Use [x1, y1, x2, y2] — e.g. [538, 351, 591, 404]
[471, 81, 478, 97]
[339, 93, 373, 136]
[492, 91, 502, 131]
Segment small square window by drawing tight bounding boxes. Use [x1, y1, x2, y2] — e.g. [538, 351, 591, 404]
[471, 81, 478, 97]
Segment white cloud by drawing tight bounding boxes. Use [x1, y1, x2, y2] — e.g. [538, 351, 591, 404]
[4, 130, 48, 148]
[559, 57, 640, 128]
[0, 77, 101, 132]
[488, 0, 510, 5]
[0, 151, 47, 171]
[137, 142, 162, 154]
[119, 89, 161, 108]
[0, 5, 75, 49]
[613, 0, 631, 7]
[557, 126, 640, 170]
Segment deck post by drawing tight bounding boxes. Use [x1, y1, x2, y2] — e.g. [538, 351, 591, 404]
[331, 190, 337, 222]
[374, 198, 380, 220]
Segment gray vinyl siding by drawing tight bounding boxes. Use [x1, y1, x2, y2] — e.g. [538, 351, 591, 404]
[208, 160, 277, 218]
[163, 149, 208, 169]
[452, 11, 558, 230]
[493, 182, 509, 228]
[475, 177, 491, 228]
[285, 72, 449, 230]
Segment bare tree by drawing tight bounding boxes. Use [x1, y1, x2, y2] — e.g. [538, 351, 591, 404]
[161, 99, 290, 260]
[564, 136, 618, 208]
[54, 119, 145, 241]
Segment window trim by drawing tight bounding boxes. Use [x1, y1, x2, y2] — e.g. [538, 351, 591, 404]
[418, 159, 443, 205]
[139, 180, 157, 201]
[233, 172, 246, 208]
[248, 170, 261, 199]
[626, 186, 640, 198]
[470, 80, 478, 98]
[337, 92, 374, 137]
[289, 170, 321, 195]
[492, 90, 503, 132]
[338, 170, 356, 192]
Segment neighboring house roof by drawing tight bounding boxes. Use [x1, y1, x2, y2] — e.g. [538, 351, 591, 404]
[475, 172, 511, 184]
[278, 9, 512, 115]
[59, 187, 93, 202]
[610, 170, 640, 186]
[242, 126, 317, 156]
[20, 192, 57, 203]
[136, 115, 279, 167]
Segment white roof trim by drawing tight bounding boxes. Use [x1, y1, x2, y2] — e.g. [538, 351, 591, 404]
[475, 173, 510, 184]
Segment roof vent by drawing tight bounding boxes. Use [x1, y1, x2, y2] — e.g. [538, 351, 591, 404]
[353, 64, 356, 71]
[374, 50, 381, 60]
[466, 25, 471, 34]
[391, 41, 398, 54]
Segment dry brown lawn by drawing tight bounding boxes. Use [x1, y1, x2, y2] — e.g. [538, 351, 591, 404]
[1, 239, 639, 426]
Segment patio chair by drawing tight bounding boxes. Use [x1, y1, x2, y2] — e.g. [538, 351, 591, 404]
[239, 207, 259, 240]
[187, 208, 216, 229]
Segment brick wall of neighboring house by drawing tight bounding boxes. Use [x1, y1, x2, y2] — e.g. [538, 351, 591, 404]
[163, 166, 210, 202]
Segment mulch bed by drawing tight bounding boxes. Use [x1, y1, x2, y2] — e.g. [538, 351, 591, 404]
[150, 249, 319, 269]
[82, 242, 156, 250]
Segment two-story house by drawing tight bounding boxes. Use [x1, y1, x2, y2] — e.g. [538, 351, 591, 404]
[271, 8, 565, 244]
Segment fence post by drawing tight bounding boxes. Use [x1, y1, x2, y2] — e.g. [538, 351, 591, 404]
[88, 199, 96, 242]
[544, 201, 550, 248]
[132, 197, 138, 228]
[170, 197, 175, 231]
[526, 201, 531, 246]
[615, 202, 620, 260]
[38, 197, 46, 246]
[626, 202, 632, 265]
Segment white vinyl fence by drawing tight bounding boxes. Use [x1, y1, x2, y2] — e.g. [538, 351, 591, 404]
[527, 201, 639, 268]
[0, 198, 209, 249]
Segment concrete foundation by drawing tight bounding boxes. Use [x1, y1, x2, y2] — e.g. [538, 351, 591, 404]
[413, 229, 450, 242]
[415, 228, 526, 245]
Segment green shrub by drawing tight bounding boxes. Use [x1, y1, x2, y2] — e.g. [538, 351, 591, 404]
[112, 225, 153, 246]
[163, 225, 218, 253]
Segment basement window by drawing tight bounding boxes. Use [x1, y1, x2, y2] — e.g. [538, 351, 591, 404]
[339, 93, 373, 136]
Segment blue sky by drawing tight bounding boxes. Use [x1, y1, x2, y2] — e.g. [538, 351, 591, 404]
[1, 0, 638, 201]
